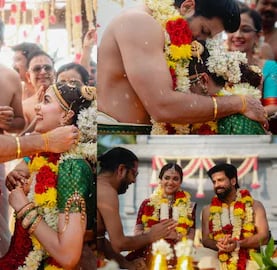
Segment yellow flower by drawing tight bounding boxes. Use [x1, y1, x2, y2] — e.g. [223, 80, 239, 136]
[243, 223, 255, 231]
[31, 235, 43, 250]
[45, 265, 63, 270]
[228, 263, 237, 270]
[34, 188, 57, 207]
[241, 196, 253, 204]
[169, 44, 191, 60]
[219, 253, 229, 262]
[210, 206, 222, 213]
[214, 233, 225, 241]
[233, 207, 245, 217]
[176, 227, 187, 235]
[49, 163, 59, 173]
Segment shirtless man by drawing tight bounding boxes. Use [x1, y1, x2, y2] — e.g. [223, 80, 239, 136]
[202, 163, 269, 270]
[23, 50, 55, 129]
[98, 0, 267, 131]
[11, 42, 42, 100]
[97, 147, 176, 269]
[256, 0, 277, 60]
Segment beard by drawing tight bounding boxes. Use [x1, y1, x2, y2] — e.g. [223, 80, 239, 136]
[215, 185, 232, 200]
[117, 177, 130, 195]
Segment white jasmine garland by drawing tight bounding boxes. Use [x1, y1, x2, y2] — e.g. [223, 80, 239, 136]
[206, 38, 248, 84]
[60, 102, 97, 163]
[174, 239, 194, 257]
[152, 239, 174, 260]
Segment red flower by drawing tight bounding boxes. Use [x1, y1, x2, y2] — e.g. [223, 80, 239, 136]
[148, 219, 159, 227]
[175, 191, 186, 199]
[240, 189, 250, 197]
[211, 197, 222, 206]
[197, 124, 216, 135]
[222, 224, 233, 234]
[169, 67, 177, 89]
[144, 205, 154, 216]
[234, 201, 245, 211]
[35, 182, 47, 194]
[166, 18, 192, 46]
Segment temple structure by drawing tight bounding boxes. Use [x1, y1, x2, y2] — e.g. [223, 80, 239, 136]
[116, 135, 277, 240]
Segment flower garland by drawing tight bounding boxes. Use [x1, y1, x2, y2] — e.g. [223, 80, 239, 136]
[59, 103, 97, 163]
[141, 185, 194, 236]
[18, 153, 62, 270]
[209, 189, 256, 270]
[145, 0, 192, 135]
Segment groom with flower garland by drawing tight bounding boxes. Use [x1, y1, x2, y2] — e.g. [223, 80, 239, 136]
[98, 0, 268, 134]
[202, 163, 270, 270]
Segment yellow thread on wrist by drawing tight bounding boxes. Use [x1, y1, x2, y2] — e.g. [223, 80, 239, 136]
[211, 97, 218, 120]
[42, 133, 49, 152]
[239, 95, 247, 113]
[15, 136, 21, 159]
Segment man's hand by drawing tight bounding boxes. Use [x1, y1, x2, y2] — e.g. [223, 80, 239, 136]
[216, 235, 237, 253]
[148, 219, 177, 242]
[47, 125, 79, 153]
[0, 106, 14, 130]
[243, 96, 268, 129]
[125, 258, 147, 270]
[6, 169, 30, 191]
[83, 28, 97, 49]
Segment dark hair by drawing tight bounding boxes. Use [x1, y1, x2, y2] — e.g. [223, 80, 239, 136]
[53, 82, 92, 125]
[11, 42, 42, 59]
[56, 62, 90, 85]
[98, 147, 138, 173]
[240, 63, 262, 88]
[27, 50, 54, 68]
[159, 163, 183, 182]
[188, 40, 226, 87]
[193, 0, 240, 33]
[189, 40, 262, 89]
[207, 163, 240, 189]
[240, 6, 262, 33]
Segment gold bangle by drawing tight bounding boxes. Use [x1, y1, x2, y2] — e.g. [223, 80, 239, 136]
[16, 202, 35, 219]
[15, 136, 21, 159]
[22, 208, 38, 229]
[28, 215, 43, 234]
[42, 133, 49, 152]
[211, 96, 218, 120]
[239, 95, 247, 113]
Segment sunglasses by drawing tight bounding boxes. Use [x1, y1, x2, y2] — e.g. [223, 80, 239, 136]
[30, 64, 53, 73]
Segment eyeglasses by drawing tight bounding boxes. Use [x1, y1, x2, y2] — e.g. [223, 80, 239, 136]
[30, 64, 53, 73]
[238, 26, 258, 34]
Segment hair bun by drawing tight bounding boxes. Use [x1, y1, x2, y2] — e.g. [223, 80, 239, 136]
[81, 86, 96, 101]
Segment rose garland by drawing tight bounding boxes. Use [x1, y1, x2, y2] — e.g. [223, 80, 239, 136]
[209, 189, 256, 270]
[17, 153, 62, 270]
[145, 0, 192, 134]
[141, 185, 194, 236]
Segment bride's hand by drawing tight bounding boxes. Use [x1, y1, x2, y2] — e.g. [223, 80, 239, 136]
[9, 187, 30, 212]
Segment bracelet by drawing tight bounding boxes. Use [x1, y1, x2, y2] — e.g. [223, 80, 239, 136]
[22, 209, 38, 229]
[211, 96, 218, 120]
[15, 136, 21, 159]
[42, 133, 49, 152]
[16, 202, 35, 219]
[28, 215, 43, 234]
[239, 95, 247, 113]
